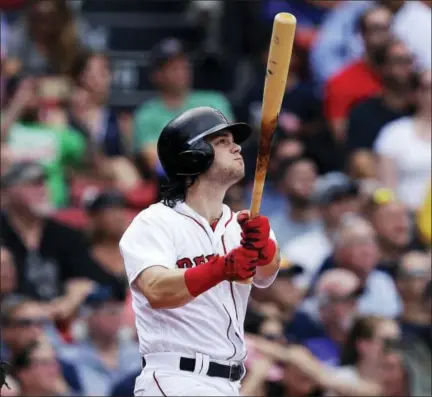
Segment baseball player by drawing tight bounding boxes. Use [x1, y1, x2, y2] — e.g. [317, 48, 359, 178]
[120, 107, 280, 396]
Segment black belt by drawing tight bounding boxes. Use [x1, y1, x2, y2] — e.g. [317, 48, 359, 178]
[141, 357, 245, 382]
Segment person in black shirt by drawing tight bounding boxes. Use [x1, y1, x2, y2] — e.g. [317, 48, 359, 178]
[346, 39, 417, 153]
[82, 189, 130, 298]
[395, 252, 431, 352]
[0, 161, 99, 321]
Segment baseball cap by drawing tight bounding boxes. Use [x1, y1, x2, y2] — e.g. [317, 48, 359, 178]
[83, 189, 126, 214]
[149, 38, 186, 70]
[1, 161, 46, 189]
[312, 172, 359, 206]
[84, 284, 126, 308]
[278, 258, 305, 279]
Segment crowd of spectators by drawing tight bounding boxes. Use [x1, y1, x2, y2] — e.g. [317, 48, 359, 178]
[0, 1, 431, 396]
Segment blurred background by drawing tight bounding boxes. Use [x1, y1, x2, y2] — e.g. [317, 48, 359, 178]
[0, 0, 431, 396]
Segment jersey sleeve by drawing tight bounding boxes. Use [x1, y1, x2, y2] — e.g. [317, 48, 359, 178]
[119, 212, 177, 285]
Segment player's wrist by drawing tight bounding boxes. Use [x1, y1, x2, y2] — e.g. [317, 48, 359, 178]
[184, 255, 226, 297]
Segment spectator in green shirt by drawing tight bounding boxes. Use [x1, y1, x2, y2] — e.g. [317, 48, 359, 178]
[1, 78, 87, 208]
[133, 38, 234, 174]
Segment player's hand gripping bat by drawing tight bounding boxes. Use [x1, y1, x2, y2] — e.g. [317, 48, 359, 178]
[250, 13, 297, 218]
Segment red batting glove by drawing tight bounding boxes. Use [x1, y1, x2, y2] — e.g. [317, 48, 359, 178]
[237, 212, 276, 266]
[221, 246, 258, 281]
[255, 238, 277, 267]
[237, 212, 270, 250]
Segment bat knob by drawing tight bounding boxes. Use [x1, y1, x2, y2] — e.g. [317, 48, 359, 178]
[275, 13, 297, 25]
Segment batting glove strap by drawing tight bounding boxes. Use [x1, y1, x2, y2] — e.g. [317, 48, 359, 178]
[255, 238, 277, 267]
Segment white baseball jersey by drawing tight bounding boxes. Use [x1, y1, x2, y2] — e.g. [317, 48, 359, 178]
[120, 201, 278, 362]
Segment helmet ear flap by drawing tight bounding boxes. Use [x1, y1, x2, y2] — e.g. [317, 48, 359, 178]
[176, 140, 214, 176]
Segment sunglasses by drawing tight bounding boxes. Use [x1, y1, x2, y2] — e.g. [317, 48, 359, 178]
[367, 23, 391, 33]
[383, 337, 403, 352]
[30, 357, 57, 367]
[6, 317, 50, 328]
[318, 290, 362, 306]
[388, 55, 413, 66]
[262, 333, 280, 341]
[398, 268, 430, 279]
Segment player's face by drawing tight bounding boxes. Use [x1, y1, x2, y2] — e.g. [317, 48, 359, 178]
[205, 131, 245, 185]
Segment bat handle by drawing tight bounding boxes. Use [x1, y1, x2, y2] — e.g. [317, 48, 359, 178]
[250, 174, 266, 218]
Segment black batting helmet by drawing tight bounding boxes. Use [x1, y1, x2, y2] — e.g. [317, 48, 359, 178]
[157, 106, 252, 181]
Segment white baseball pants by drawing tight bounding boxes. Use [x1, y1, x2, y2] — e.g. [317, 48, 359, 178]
[134, 353, 242, 396]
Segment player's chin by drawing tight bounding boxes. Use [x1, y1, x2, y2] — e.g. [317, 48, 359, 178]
[232, 166, 245, 181]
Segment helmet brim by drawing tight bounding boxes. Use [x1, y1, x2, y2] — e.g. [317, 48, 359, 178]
[186, 122, 252, 146]
[227, 122, 253, 144]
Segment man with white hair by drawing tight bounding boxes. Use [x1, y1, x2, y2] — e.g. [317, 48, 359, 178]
[282, 172, 360, 289]
[283, 268, 363, 362]
[306, 215, 402, 318]
[301, 268, 364, 366]
[395, 251, 431, 349]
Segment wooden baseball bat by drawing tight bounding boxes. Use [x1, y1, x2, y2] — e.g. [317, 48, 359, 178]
[249, 13, 297, 218]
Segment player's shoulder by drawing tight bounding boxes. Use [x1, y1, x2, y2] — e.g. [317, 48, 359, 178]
[120, 202, 177, 246]
[133, 201, 179, 223]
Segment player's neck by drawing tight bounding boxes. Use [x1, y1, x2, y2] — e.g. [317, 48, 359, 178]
[185, 179, 227, 224]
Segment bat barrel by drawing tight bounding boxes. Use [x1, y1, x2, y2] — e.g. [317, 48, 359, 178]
[249, 12, 297, 217]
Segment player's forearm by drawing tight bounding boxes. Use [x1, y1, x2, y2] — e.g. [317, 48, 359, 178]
[136, 266, 194, 309]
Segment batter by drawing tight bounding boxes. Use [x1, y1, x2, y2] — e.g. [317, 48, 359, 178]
[120, 107, 280, 396]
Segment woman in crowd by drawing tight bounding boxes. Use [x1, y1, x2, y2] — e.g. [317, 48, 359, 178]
[5, 0, 90, 77]
[333, 316, 398, 393]
[68, 51, 142, 192]
[374, 69, 432, 212]
[242, 304, 324, 397]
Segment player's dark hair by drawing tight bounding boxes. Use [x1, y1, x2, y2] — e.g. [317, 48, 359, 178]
[160, 176, 198, 208]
